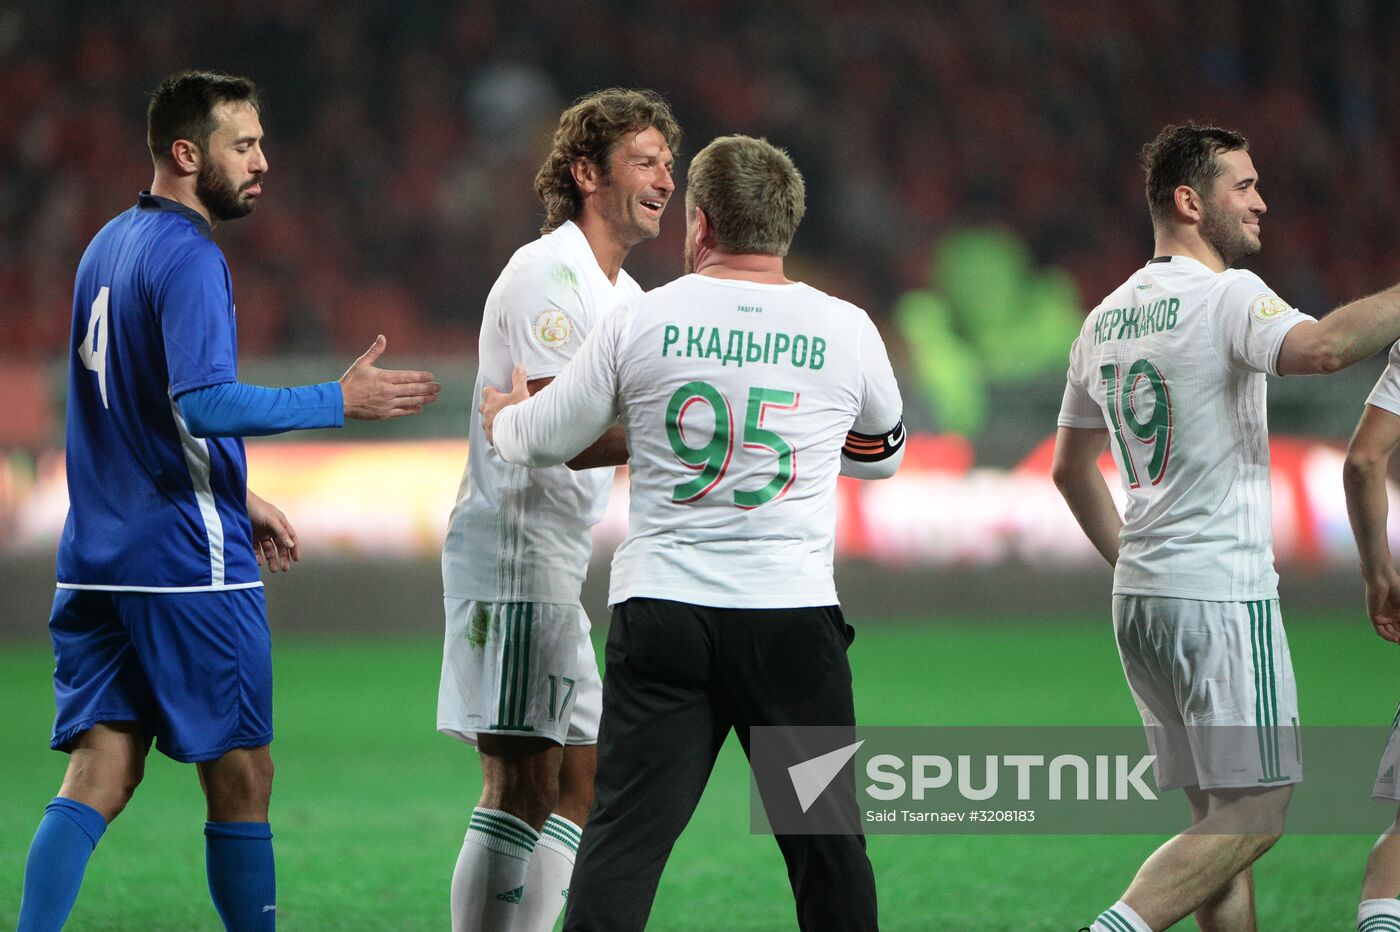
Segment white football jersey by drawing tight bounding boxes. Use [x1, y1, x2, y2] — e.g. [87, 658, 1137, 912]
[442, 221, 642, 603]
[1058, 255, 1309, 601]
[1365, 341, 1400, 416]
[493, 274, 903, 609]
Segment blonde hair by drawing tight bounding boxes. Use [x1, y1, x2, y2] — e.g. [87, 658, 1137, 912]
[534, 88, 681, 233]
[685, 135, 805, 256]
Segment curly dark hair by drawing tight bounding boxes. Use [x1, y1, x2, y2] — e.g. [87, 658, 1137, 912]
[1141, 122, 1249, 226]
[534, 88, 681, 233]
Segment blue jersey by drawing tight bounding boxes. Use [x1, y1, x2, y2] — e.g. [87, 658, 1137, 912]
[57, 192, 260, 592]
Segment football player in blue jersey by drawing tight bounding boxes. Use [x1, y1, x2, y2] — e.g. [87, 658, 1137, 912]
[16, 71, 440, 932]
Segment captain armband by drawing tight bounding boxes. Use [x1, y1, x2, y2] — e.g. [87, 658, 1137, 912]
[842, 419, 905, 462]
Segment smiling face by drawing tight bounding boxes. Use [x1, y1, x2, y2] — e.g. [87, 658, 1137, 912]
[1198, 148, 1265, 267]
[589, 126, 675, 248]
[195, 100, 267, 221]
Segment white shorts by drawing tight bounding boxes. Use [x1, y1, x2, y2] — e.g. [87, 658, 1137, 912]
[1374, 704, 1400, 802]
[437, 599, 602, 746]
[1113, 595, 1302, 791]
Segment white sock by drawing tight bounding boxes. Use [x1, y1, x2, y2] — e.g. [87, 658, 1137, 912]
[1359, 898, 1400, 931]
[1092, 900, 1152, 932]
[451, 808, 539, 932]
[512, 814, 582, 931]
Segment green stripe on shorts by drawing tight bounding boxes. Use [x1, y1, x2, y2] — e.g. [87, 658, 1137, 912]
[517, 603, 534, 729]
[1249, 600, 1284, 783]
[495, 604, 513, 727]
[1260, 598, 1271, 772]
[493, 603, 535, 730]
[1264, 601, 1282, 778]
[509, 603, 525, 728]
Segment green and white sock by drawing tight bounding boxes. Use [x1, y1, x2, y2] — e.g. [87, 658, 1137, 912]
[1093, 900, 1152, 932]
[1359, 897, 1400, 931]
[450, 807, 538, 932]
[514, 814, 582, 932]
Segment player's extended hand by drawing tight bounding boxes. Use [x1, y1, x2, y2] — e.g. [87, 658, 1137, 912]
[1364, 570, 1400, 644]
[339, 334, 442, 420]
[479, 364, 530, 445]
[247, 489, 300, 573]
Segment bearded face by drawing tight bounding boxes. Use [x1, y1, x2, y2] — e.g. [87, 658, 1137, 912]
[1199, 195, 1260, 268]
[1195, 149, 1264, 268]
[196, 155, 259, 221]
[192, 100, 266, 223]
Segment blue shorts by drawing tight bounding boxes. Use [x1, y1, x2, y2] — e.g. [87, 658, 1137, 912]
[48, 587, 273, 763]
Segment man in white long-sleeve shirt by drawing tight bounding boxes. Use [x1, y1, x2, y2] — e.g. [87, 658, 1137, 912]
[481, 134, 903, 932]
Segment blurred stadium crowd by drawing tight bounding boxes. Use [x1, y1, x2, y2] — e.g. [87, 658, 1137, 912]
[3, 0, 1399, 365]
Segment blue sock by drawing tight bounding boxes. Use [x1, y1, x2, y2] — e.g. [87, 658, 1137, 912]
[18, 797, 108, 932]
[205, 821, 276, 931]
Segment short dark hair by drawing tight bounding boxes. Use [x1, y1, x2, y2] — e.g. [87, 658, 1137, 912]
[535, 88, 681, 233]
[1140, 122, 1249, 226]
[148, 71, 261, 165]
[686, 136, 806, 257]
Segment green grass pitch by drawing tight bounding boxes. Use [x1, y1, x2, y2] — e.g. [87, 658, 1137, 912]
[0, 613, 1394, 930]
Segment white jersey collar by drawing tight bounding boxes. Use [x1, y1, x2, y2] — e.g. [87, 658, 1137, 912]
[1144, 254, 1215, 275]
[554, 220, 635, 295]
[683, 273, 805, 292]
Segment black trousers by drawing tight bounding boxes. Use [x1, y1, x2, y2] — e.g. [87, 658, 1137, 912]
[562, 597, 878, 932]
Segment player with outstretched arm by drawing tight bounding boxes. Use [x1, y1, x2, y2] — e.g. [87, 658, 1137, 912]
[1055, 122, 1400, 932]
[16, 71, 439, 932]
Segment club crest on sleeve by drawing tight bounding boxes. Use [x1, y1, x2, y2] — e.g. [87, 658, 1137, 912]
[533, 309, 574, 350]
[1248, 293, 1290, 323]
